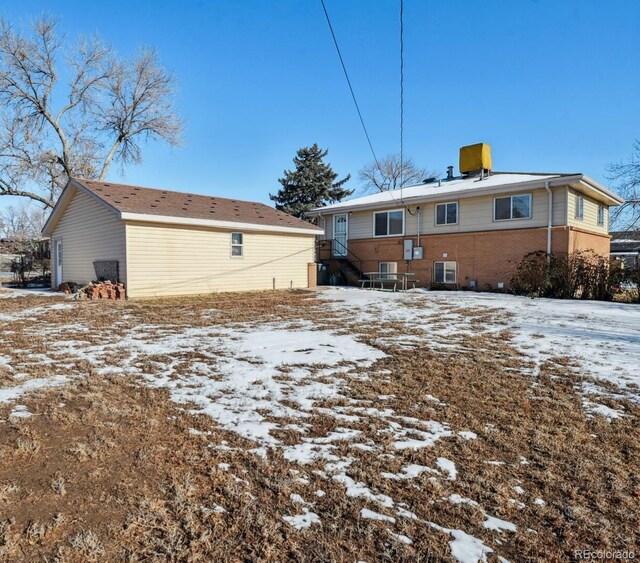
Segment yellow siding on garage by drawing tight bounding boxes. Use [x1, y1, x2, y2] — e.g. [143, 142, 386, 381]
[125, 221, 316, 298]
[50, 188, 126, 286]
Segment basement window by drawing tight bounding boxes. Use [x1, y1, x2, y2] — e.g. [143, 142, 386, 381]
[435, 202, 458, 225]
[434, 261, 456, 284]
[379, 261, 397, 279]
[598, 204, 605, 225]
[231, 232, 243, 257]
[374, 209, 404, 237]
[494, 194, 532, 221]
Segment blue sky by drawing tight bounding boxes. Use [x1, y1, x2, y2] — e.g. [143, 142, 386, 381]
[2, 0, 640, 207]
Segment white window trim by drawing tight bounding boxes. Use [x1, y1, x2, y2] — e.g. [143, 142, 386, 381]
[231, 232, 244, 258]
[372, 208, 405, 238]
[433, 261, 457, 284]
[378, 261, 398, 278]
[493, 193, 532, 222]
[597, 204, 605, 225]
[435, 201, 459, 226]
[575, 194, 584, 220]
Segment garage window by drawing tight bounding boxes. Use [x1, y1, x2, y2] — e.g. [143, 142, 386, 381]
[231, 232, 243, 257]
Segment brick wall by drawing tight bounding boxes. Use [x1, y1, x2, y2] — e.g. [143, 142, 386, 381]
[307, 262, 318, 288]
[569, 228, 611, 256]
[344, 226, 609, 290]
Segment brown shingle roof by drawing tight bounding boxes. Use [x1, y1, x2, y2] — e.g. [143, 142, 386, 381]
[74, 178, 319, 232]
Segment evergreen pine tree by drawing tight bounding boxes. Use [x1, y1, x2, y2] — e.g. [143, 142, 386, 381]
[270, 144, 352, 219]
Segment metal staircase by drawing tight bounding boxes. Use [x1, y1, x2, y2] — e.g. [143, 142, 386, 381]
[316, 239, 368, 286]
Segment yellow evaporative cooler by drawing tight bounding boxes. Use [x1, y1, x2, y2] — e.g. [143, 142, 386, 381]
[459, 143, 492, 175]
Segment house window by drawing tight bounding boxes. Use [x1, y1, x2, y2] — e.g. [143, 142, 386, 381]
[374, 209, 404, 237]
[379, 261, 397, 279]
[231, 232, 243, 257]
[434, 261, 456, 283]
[575, 194, 584, 220]
[494, 194, 532, 221]
[435, 202, 458, 225]
[597, 204, 605, 225]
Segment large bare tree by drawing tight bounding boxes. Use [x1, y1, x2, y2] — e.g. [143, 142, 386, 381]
[0, 16, 182, 209]
[359, 154, 434, 193]
[607, 140, 640, 230]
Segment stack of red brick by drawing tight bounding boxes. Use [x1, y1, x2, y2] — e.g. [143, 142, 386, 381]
[81, 281, 126, 300]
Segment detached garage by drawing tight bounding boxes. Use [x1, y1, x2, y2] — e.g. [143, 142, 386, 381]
[42, 178, 322, 298]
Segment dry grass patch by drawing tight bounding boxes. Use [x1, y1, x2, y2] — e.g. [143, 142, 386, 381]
[0, 289, 637, 561]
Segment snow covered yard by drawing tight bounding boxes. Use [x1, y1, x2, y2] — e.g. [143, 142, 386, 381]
[0, 287, 638, 561]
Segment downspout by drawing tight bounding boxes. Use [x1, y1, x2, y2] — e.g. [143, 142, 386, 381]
[544, 182, 552, 263]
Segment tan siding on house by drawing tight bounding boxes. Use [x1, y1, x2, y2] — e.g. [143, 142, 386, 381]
[321, 186, 571, 240]
[125, 222, 315, 298]
[50, 189, 126, 286]
[567, 189, 608, 234]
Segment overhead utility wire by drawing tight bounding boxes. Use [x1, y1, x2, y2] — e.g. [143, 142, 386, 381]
[319, 0, 381, 172]
[399, 0, 405, 201]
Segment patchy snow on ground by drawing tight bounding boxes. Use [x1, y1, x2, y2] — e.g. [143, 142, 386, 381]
[0, 287, 61, 299]
[323, 288, 640, 403]
[282, 508, 321, 530]
[0, 375, 69, 404]
[425, 291, 640, 396]
[1, 287, 638, 562]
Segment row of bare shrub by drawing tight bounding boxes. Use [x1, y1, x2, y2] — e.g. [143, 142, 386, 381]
[511, 250, 639, 301]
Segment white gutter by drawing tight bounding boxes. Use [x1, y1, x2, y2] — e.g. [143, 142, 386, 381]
[119, 212, 323, 235]
[544, 181, 552, 261]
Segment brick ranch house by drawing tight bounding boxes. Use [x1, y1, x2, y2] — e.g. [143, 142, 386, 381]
[308, 144, 624, 290]
[42, 178, 322, 298]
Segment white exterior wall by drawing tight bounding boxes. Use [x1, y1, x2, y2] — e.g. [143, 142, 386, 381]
[321, 186, 570, 240]
[50, 189, 126, 286]
[125, 221, 315, 298]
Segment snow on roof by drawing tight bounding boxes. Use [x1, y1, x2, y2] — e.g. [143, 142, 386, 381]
[310, 172, 571, 213]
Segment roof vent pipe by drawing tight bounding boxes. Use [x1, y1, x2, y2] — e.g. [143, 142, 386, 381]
[446, 166, 454, 181]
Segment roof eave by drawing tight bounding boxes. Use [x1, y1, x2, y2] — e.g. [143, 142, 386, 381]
[120, 212, 323, 235]
[42, 178, 123, 236]
[306, 176, 581, 215]
[576, 176, 624, 205]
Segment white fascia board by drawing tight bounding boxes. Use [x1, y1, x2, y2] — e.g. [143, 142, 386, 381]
[41, 179, 122, 236]
[42, 185, 73, 236]
[577, 177, 624, 205]
[308, 176, 583, 215]
[120, 212, 323, 235]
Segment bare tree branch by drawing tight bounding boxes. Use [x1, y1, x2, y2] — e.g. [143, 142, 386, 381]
[98, 49, 182, 179]
[607, 139, 640, 231]
[359, 154, 435, 193]
[0, 16, 183, 210]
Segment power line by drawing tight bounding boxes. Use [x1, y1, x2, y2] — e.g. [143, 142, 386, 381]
[399, 0, 405, 199]
[319, 0, 380, 171]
